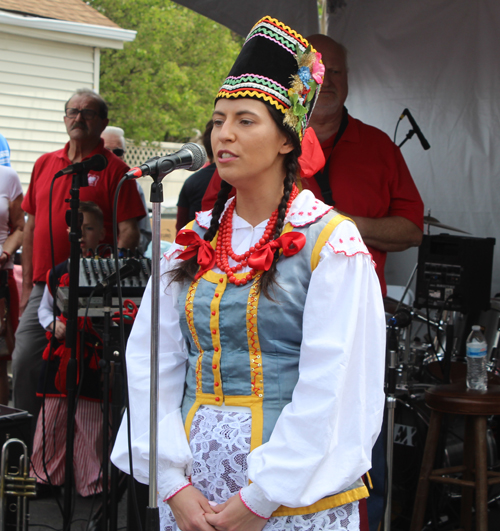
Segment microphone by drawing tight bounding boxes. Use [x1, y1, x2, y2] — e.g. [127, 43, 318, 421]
[95, 258, 142, 291]
[401, 108, 431, 150]
[388, 309, 413, 329]
[55, 154, 108, 177]
[126, 143, 207, 178]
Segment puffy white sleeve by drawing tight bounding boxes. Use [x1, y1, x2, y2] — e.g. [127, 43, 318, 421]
[111, 247, 194, 500]
[242, 220, 386, 515]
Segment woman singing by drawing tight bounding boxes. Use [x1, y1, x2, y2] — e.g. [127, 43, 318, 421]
[112, 16, 386, 531]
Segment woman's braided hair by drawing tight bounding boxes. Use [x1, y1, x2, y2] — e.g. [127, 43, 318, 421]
[169, 101, 301, 299]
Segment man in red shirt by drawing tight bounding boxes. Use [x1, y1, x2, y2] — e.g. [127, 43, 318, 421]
[12, 88, 145, 428]
[304, 34, 423, 297]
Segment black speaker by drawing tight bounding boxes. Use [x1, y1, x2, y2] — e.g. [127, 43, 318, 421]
[415, 234, 495, 313]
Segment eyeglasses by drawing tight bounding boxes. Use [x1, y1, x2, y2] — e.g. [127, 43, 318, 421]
[112, 148, 125, 157]
[65, 108, 99, 120]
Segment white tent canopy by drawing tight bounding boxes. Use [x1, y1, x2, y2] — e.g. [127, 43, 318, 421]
[329, 0, 499, 296]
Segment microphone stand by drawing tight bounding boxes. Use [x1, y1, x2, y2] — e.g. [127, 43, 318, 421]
[398, 128, 416, 149]
[383, 322, 399, 531]
[63, 169, 87, 531]
[99, 285, 113, 531]
[145, 177, 163, 531]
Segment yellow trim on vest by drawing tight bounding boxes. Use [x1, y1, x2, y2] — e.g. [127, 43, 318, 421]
[246, 274, 264, 450]
[185, 279, 203, 394]
[210, 232, 218, 250]
[366, 471, 373, 490]
[185, 280, 202, 352]
[202, 269, 250, 283]
[271, 484, 369, 517]
[210, 276, 226, 401]
[184, 220, 196, 231]
[282, 222, 293, 235]
[310, 213, 353, 272]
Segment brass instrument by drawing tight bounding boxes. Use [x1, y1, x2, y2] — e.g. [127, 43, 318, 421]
[0, 439, 36, 531]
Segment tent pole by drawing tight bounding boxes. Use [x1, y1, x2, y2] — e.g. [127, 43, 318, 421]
[320, 0, 327, 34]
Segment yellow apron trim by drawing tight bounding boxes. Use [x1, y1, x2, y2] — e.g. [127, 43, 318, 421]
[271, 484, 369, 517]
[310, 213, 353, 272]
[210, 276, 227, 401]
[246, 274, 264, 450]
[184, 394, 264, 439]
[194, 393, 264, 407]
[184, 220, 196, 231]
[184, 399, 201, 440]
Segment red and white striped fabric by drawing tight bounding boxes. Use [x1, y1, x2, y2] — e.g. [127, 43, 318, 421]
[30, 397, 107, 497]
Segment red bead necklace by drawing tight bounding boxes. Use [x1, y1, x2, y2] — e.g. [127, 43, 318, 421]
[216, 185, 299, 286]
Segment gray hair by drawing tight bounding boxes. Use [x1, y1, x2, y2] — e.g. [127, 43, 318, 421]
[65, 88, 108, 119]
[102, 126, 126, 150]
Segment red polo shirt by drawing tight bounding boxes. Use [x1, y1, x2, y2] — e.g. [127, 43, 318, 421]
[22, 139, 146, 283]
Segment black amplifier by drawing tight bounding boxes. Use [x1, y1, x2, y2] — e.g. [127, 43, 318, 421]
[415, 234, 495, 313]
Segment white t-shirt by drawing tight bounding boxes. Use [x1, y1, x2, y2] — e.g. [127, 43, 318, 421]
[0, 165, 23, 269]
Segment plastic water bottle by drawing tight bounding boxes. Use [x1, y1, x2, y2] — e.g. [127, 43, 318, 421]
[466, 325, 488, 390]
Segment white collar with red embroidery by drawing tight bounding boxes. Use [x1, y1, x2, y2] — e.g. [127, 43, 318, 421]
[195, 190, 332, 229]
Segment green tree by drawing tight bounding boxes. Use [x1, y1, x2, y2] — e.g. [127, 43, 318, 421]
[89, 0, 242, 142]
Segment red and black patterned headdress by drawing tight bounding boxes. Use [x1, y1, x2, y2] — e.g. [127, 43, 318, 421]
[216, 16, 324, 141]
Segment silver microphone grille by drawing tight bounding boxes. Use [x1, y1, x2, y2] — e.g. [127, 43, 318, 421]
[184, 142, 207, 171]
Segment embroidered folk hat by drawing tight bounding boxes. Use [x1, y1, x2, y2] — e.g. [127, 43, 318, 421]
[216, 16, 324, 141]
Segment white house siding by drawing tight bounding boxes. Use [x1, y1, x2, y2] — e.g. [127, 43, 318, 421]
[0, 30, 97, 188]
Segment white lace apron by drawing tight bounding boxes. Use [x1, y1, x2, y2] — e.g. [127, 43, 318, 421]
[159, 406, 361, 531]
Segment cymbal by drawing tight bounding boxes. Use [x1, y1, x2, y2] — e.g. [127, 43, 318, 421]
[424, 215, 470, 234]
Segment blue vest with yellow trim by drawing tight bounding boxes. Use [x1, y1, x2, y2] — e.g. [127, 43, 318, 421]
[177, 211, 368, 516]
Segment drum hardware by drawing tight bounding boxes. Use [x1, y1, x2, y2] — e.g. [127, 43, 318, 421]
[386, 308, 443, 390]
[0, 438, 36, 531]
[390, 393, 429, 531]
[383, 322, 399, 531]
[384, 234, 499, 528]
[385, 297, 443, 332]
[423, 214, 470, 235]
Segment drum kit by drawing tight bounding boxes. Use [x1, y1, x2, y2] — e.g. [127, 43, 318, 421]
[383, 215, 500, 531]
